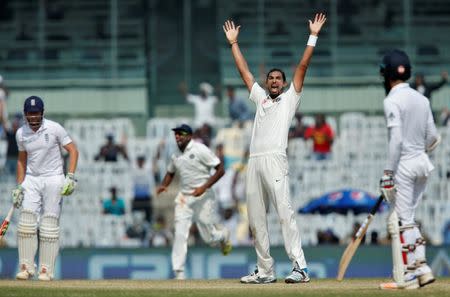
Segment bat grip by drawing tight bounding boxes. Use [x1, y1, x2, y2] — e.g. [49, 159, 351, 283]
[355, 215, 371, 238]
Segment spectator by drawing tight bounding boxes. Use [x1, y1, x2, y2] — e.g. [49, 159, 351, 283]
[94, 134, 129, 162]
[410, 71, 448, 107]
[226, 86, 253, 123]
[131, 156, 155, 223]
[103, 187, 126, 216]
[304, 113, 334, 160]
[180, 81, 218, 127]
[439, 107, 450, 126]
[2, 113, 22, 176]
[0, 75, 9, 132]
[317, 228, 340, 244]
[288, 112, 309, 139]
[370, 231, 379, 245]
[148, 215, 172, 247]
[126, 212, 148, 244]
[193, 123, 213, 147]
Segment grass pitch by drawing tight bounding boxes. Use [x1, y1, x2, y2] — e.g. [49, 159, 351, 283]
[0, 278, 449, 297]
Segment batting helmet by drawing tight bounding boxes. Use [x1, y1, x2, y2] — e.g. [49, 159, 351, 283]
[380, 49, 411, 81]
[24, 95, 44, 113]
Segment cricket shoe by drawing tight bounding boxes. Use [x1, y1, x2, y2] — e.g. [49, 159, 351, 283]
[240, 268, 276, 284]
[16, 264, 35, 280]
[285, 264, 310, 283]
[38, 265, 53, 281]
[379, 274, 419, 290]
[174, 270, 185, 280]
[220, 228, 232, 256]
[415, 264, 435, 287]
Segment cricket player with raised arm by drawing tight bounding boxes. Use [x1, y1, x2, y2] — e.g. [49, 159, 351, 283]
[156, 124, 232, 280]
[379, 50, 439, 290]
[222, 13, 326, 284]
[12, 96, 78, 281]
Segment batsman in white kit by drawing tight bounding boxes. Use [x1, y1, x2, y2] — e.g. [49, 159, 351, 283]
[156, 124, 232, 280]
[379, 50, 439, 289]
[223, 13, 326, 284]
[12, 96, 79, 281]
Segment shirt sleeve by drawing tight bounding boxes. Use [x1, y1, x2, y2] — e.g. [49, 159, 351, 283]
[197, 144, 221, 168]
[186, 94, 198, 104]
[55, 123, 72, 146]
[385, 125, 402, 172]
[383, 99, 401, 128]
[249, 82, 266, 104]
[167, 155, 176, 174]
[284, 82, 302, 109]
[16, 129, 25, 151]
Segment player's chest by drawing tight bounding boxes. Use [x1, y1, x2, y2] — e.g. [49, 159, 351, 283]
[22, 130, 57, 152]
[174, 152, 202, 171]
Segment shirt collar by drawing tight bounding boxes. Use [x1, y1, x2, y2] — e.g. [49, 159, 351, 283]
[24, 118, 46, 134]
[389, 82, 409, 94]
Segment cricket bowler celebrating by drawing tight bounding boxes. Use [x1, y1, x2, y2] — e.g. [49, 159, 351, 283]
[12, 96, 79, 281]
[156, 124, 232, 280]
[379, 50, 439, 289]
[222, 13, 326, 284]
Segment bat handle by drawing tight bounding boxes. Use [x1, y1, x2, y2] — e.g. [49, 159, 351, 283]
[355, 215, 371, 238]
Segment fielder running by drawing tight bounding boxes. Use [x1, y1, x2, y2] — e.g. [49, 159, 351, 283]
[222, 13, 326, 284]
[156, 124, 232, 280]
[12, 96, 78, 281]
[379, 50, 439, 290]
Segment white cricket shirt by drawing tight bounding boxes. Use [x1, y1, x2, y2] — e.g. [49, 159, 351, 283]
[16, 118, 72, 176]
[186, 94, 218, 127]
[249, 82, 302, 157]
[167, 140, 220, 194]
[384, 83, 436, 162]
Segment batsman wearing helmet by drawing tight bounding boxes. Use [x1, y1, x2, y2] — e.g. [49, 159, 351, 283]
[379, 50, 439, 290]
[223, 13, 326, 284]
[12, 96, 79, 281]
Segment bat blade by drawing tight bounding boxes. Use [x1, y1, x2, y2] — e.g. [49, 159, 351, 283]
[0, 207, 15, 241]
[336, 195, 384, 281]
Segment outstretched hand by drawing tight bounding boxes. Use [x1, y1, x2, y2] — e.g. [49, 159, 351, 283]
[223, 20, 241, 44]
[309, 13, 327, 36]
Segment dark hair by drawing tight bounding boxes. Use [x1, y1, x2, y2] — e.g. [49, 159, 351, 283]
[266, 68, 286, 82]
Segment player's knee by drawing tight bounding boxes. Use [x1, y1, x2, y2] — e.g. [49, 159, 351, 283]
[18, 209, 38, 235]
[39, 214, 60, 240]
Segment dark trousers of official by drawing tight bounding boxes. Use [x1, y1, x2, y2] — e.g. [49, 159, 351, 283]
[131, 196, 153, 223]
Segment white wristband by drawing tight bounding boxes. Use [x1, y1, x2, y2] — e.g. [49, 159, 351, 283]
[307, 35, 318, 47]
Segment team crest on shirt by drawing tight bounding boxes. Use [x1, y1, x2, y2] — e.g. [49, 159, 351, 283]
[189, 154, 195, 159]
[44, 133, 49, 143]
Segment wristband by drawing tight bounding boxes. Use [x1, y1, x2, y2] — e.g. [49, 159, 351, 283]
[307, 35, 318, 47]
[229, 40, 238, 46]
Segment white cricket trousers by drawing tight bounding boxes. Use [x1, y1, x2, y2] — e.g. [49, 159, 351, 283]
[21, 174, 65, 217]
[246, 153, 307, 277]
[171, 190, 225, 272]
[394, 153, 434, 225]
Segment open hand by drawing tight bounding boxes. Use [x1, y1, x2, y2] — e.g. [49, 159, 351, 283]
[309, 13, 327, 36]
[223, 20, 241, 44]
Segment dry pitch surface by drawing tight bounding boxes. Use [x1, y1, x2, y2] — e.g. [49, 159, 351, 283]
[0, 278, 449, 297]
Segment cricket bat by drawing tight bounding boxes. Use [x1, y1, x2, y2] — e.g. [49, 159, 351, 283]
[0, 206, 15, 241]
[336, 195, 384, 281]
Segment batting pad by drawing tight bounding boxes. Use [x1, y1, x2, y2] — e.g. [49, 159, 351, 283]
[39, 214, 60, 277]
[17, 210, 38, 273]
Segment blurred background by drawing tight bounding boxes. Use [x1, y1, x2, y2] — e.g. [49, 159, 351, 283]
[0, 0, 449, 280]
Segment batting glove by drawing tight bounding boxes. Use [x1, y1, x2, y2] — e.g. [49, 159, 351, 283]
[380, 172, 396, 204]
[61, 173, 77, 196]
[12, 184, 24, 208]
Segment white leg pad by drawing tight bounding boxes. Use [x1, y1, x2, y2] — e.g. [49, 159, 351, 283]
[38, 214, 60, 280]
[387, 210, 405, 284]
[17, 210, 38, 275]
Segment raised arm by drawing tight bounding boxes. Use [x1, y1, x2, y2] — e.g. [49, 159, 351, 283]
[223, 20, 255, 92]
[292, 13, 327, 93]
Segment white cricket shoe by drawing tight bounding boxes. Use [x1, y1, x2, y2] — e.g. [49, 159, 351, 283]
[285, 266, 310, 283]
[38, 266, 53, 281]
[174, 270, 185, 280]
[415, 264, 435, 287]
[16, 263, 35, 280]
[240, 268, 276, 284]
[220, 228, 232, 256]
[379, 273, 419, 290]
